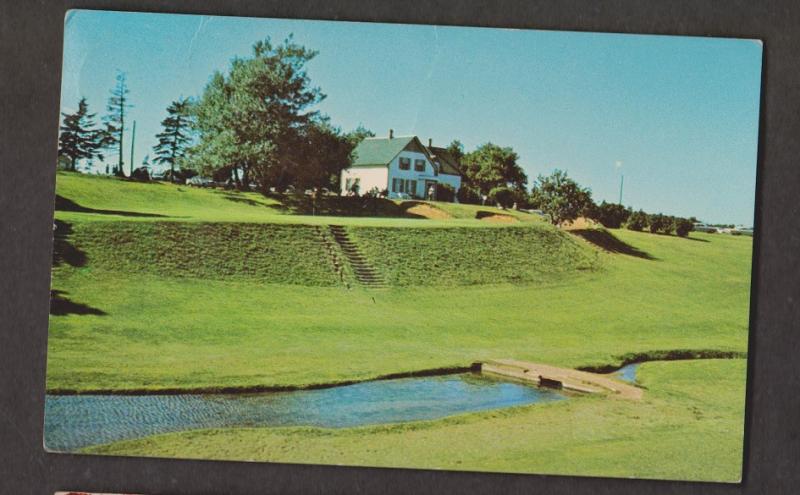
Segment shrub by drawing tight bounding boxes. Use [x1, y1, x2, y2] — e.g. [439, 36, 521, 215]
[648, 213, 675, 234]
[456, 185, 481, 204]
[589, 201, 632, 229]
[435, 183, 456, 202]
[675, 217, 694, 237]
[488, 186, 515, 208]
[130, 167, 151, 182]
[626, 210, 649, 231]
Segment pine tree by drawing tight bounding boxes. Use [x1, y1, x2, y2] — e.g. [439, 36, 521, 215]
[58, 98, 105, 171]
[103, 70, 132, 176]
[153, 98, 193, 180]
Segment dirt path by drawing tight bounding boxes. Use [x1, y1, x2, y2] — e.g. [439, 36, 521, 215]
[481, 358, 643, 400]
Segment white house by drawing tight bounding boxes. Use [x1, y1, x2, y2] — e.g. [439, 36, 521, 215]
[340, 130, 463, 200]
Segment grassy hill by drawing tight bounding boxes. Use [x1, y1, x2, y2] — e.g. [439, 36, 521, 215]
[350, 224, 597, 286]
[53, 172, 591, 287]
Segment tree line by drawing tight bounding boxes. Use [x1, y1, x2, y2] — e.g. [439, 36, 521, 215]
[58, 37, 372, 192]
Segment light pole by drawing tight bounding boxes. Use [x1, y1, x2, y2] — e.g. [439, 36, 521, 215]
[129, 120, 136, 176]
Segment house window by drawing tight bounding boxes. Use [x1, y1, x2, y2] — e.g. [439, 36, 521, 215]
[399, 157, 411, 170]
[409, 180, 417, 196]
[414, 159, 425, 172]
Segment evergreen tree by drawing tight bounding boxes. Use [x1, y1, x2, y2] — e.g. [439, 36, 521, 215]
[153, 98, 193, 179]
[103, 70, 132, 176]
[58, 98, 105, 171]
[191, 36, 325, 192]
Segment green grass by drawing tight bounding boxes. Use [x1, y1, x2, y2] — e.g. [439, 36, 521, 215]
[55, 171, 542, 228]
[47, 227, 751, 392]
[83, 359, 746, 482]
[54, 220, 342, 285]
[350, 223, 597, 286]
[46, 172, 754, 480]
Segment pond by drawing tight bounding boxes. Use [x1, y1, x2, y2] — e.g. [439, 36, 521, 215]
[44, 372, 566, 452]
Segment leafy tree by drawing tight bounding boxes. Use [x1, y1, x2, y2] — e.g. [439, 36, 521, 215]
[346, 125, 375, 147]
[461, 143, 527, 196]
[529, 169, 593, 226]
[589, 200, 632, 229]
[190, 37, 325, 192]
[103, 70, 132, 176]
[626, 210, 649, 231]
[153, 98, 194, 180]
[292, 118, 357, 191]
[446, 140, 465, 163]
[58, 98, 106, 171]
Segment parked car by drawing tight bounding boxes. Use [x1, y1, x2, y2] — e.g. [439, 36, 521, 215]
[693, 222, 717, 233]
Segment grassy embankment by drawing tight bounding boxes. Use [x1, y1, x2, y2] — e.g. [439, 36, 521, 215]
[47, 172, 753, 480]
[49, 172, 752, 392]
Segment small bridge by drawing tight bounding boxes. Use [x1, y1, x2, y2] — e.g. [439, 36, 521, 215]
[479, 358, 643, 400]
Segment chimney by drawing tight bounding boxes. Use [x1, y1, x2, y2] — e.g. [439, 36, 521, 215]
[428, 138, 432, 148]
[389, 129, 394, 139]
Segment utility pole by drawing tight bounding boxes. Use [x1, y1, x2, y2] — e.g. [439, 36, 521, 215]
[618, 173, 624, 205]
[129, 120, 136, 176]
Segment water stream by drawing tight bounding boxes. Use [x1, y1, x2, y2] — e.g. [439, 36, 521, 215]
[44, 372, 566, 452]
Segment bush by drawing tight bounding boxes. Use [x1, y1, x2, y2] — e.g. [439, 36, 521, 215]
[626, 210, 649, 231]
[456, 185, 481, 204]
[435, 183, 456, 202]
[488, 186, 515, 208]
[130, 167, 151, 182]
[648, 213, 675, 234]
[675, 218, 694, 237]
[589, 201, 632, 229]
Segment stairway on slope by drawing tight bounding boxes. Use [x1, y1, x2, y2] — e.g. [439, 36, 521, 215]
[328, 225, 388, 289]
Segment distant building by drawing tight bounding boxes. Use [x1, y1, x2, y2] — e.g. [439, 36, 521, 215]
[340, 130, 463, 200]
[693, 222, 718, 233]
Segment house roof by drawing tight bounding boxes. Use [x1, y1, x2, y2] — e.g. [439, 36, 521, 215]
[350, 135, 464, 178]
[351, 136, 417, 167]
[427, 146, 463, 176]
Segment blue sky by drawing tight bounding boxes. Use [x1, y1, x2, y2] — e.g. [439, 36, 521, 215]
[61, 10, 763, 225]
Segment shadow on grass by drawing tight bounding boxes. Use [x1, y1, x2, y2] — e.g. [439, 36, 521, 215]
[52, 220, 86, 267]
[55, 195, 168, 218]
[50, 290, 107, 316]
[570, 229, 656, 260]
[219, 192, 268, 208]
[230, 192, 426, 218]
[475, 210, 518, 221]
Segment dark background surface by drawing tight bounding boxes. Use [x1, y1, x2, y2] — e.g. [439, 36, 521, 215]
[1, 1, 798, 493]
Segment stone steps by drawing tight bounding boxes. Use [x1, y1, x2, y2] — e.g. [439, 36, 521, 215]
[328, 225, 389, 289]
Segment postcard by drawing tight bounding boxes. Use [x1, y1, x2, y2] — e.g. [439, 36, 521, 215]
[45, 9, 761, 482]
